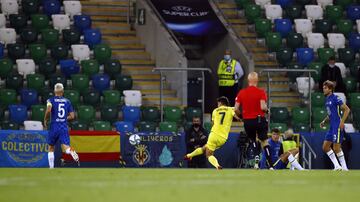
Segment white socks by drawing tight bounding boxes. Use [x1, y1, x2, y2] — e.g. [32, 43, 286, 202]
[326, 150, 341, 169]
[288, 154, 304, 170]
[336, 151, 348, 171]
[65, 148, 71, 154]
[48, 152, 54, 169]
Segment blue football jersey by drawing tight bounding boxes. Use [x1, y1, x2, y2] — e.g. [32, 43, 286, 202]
[325, 94, 343, 125]
[47, 96, 73, 126]
[260, 138, 281, 169]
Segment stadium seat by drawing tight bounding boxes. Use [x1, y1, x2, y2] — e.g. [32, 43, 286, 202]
[103, 90, 121, 106]
[286, 33, 303, 50]
[41, 29, 59, 47]
[312, 107, 327, 123]
[94, 44, 112, 64]
[141, 106, 160, 122]
[5, 73, 23, 91]
[255, 18, 272, 38]
[344, 77, 357, 93]
[63, 1, 82, 18]
[60, 59, 80, 78]
[269, 123, 288, 133]
[137, 121, 157, 132]
[62, 29, 81, 45]
[43, 0, 61, 17]
[8, 44, 26, 61]
[334, 92, 346, 103]
[0, 88, 17, 107]
[164, 106, 182, 123]
[71, 44, 90, 61]
[52, 14, 70, 31]
[293, 123, 310, 132]
[325, 5, 343, 24]
[285, 5, 302, 21]
[16, 59, 35, 77]
[327, 33, 345, 52]
[77, 105, 95, 124]
[287, 63, 303, 82]
[204, 122, 212, 133]
[31, 14, 50, 31]
[22, 0, 40, 16]
[349, 62, 360, 77]
[291, 107, 310, 124]
[114, 121, 134, 133]
[0, 59, 13, 79]
[83, 89, 100, 106]
[51, 44, 69, 61]
[0, 14, 6, 28]
[104, 59, 121, 78]
[265, 32, 282, 52]
[255, 0, 271, 9]
[349, 33, 360, 52]
[83, 29, 102, 48]
[311, 92, 325, 107]
[349, 93, 360, 108]
[24, 120, 43, 130]
[1, 0, 19, 16]
[318, 48, 335, 64]
[0, 28, 16, 45]
[296, 48, 314, 66]
[234, 0, 251, 9]
[335, 62, 346, 78]
[307, 33, 325, 52]
[317, 0, 333, 9]
[265, 4, 283, 22]
[93, 121, 111, 131]
[31, 105, 45, 122]
[29, 44, 47, 64]
[92, 74, 110, 93]
[270, 107, 289, 123]
[353, 108, 360, 129]
[335, 0, 353, 9]
[276, 48, 293, 66]
[308, 62, 323, 82]
[20, 89, 38, 108]
[296, 77, 315, 97]
[336, 19, 353, 37]
[9, 104, 27, 124]
[20, 28, 38, 44]
[344, 123, 355, 133]
[159, 121, 178, 133]
[9, 14, 27, 32]
[115, 75, 133, 92]
[122, 106, 141, 123]
[49, 73, 67, 88]
[338, 48, 355, 66]
[81, 59, 100, 77]
[123, 90, 142, 107]
[305, 5, 323, 22]
[294, 19, 312, 37]
[276, 0, 293, 8]
[38, 58, 56, 78]
[64, 90, 80, 107]
[27, 74, 45, 92]
[40, 88, 54, 104]
[73, 15, 92, 34]
[314, 122, 329, 132]
[274, 19, 292, 38]
[185, 107, 202, 122]
[71, 121, 88, 130]
[71, 74, 89, 92]
[1, 121, 19, 130]
[101, 105, 119, 123]
[314, 19, 332, 36]
[244, 4, 261, 23]
[347, 5, 360, 21]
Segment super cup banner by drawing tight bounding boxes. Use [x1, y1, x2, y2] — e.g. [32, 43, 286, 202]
[121, 132, 186, 168]
[0, 130, 49, 167]
[150, 0, 225, 35]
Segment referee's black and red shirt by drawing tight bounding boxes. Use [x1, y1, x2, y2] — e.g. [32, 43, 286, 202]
[235, 86, 267, 119]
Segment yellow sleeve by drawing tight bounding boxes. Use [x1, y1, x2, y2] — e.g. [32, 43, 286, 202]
[211, 109, 216, 122]
[46, 100, 52, 108]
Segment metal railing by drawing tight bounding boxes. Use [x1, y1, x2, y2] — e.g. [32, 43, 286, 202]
[301, 135, 317, 169]
[153, 67, 212, 122]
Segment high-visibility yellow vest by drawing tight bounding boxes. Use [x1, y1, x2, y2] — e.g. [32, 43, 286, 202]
[282, 140, 297, 168]
[217, 59, 236, 86]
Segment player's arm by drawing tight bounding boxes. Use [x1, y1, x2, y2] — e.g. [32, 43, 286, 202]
[67, 112, 75, 121]
[260, 100, 268, 112]
[340, 103, 350, 129]
[320, 115, 329, 127]
[234, 102, 241, 118]
[44, 101, 52, 128]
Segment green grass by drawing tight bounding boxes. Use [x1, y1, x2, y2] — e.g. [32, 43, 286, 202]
[1, 169, 360, 202]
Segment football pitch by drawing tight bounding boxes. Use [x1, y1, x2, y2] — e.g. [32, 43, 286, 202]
[1, 168, 359, 202]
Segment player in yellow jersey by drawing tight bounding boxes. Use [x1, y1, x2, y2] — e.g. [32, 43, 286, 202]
[184, 96, 239, 170]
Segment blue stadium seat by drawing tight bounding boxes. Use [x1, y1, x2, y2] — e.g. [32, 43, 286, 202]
[349, 32, 360, 52]
[114, 121, 134, 133]
[20, 89, 38, 108]
[122, 106, 140, 123]
[296, 48, 314, 66]
[92, 74, 110, 93]
[274, 18, 292, 38]
[347, 5, 360, 21]
[0, 44, 3, 59]
[73, 15, 92, 34]
[83, 29, 102, 48]
[9, 104, 28, 124]
[276, 0, 294, 8]
[60, 59, 80, 78]
[43, 0, 61, 17]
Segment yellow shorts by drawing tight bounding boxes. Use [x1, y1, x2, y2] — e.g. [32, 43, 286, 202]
[205, 133, 227, 151]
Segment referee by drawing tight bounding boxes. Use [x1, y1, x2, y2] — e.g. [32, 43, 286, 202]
[234, 72, 273, 169]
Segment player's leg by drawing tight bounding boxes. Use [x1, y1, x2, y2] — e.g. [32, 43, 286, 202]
[185, 142, 206, 160]
[60, 128, 79, 163]
[333, 143, 348, 171]
[47, 129, 57, 169]
[244, 120, 260, 169]
[322, 140, 342, 170]
[257, 119, 273, 169]
[205, 147, 222, 170]
[285, 148, 304, 170]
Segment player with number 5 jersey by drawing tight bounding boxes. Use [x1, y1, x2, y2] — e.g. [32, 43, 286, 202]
[44, 83, 79, 168]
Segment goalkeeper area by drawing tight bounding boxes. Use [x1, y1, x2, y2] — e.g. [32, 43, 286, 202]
[1, 169, 359, 202]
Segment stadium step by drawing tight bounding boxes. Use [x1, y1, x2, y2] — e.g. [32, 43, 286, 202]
[120, 59, 155, 66]
[122, 65, 157, 75]
[109, 44, 145, 51]
[112, 51, 151, 60]
[133, 81, 168, 90]
[217, 2, 237, 9]
[102, 36, 140, 45]
[87, 15, 128, 23]
[141, 89, 177, 97]
[131, 74, 160, 81]
[142, 97, 182, 106]
[92, 22, 131, 31]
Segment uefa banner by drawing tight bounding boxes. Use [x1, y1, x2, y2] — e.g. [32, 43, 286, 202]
[121, 132, 186, 167]
[150, 0, 225, 35]
[0, 130, 49, 167]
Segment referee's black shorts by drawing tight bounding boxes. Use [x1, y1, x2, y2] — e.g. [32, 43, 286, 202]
[243, 116, 268, 142]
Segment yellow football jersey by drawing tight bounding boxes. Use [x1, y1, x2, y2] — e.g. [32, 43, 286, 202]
[210, 106, 235, 139]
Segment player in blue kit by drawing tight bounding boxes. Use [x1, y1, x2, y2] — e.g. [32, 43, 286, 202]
[320, 80, 350, 171]
[44, 83, 79, 168]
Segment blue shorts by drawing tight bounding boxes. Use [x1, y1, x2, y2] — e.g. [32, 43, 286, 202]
[47, 124, 70, 146]
[273, 159, 287, 170]
[325, 126, 344, 144]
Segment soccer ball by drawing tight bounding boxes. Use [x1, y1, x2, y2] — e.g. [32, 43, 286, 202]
[129, 134, 141, 145]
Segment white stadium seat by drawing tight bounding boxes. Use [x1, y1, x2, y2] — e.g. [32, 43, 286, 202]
[317, 0, 333, 9]
[334, 92, 346, 104]
[307, 33, 325, 52]
[123, 90, 142, 107]
[24, 120, 43, 130]
[335, 62, 346, 78]
[305, 5, 323, 22]
[295, 19, 313, 37]
[0, 28, 16, 45]
[265, 4, 282, 22]
[327, 33, 346, 52]
[71, 44, 90, 61]
[255, 0, 271, 9]
[63, 1, 82, 18]
[16, 59, 36, 77]
[344, 123, 356, 133]
[1, 0, 18, 16]
[0, 14, 6, 28]
[296, 77, 315, 97]
[52, 14, 71, 31]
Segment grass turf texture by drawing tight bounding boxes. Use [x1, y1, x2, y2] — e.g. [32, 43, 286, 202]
[1, 168, 360, 202]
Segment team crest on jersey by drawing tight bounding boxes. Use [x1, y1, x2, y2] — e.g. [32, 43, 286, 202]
[132, 144, 150, 166]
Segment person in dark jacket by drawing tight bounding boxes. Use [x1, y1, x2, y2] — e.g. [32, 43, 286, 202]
[185, 117, 208, 168]
[319, 56, 346, 94]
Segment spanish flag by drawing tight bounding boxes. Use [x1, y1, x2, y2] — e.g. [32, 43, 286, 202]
[62, 131, 121, 162]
